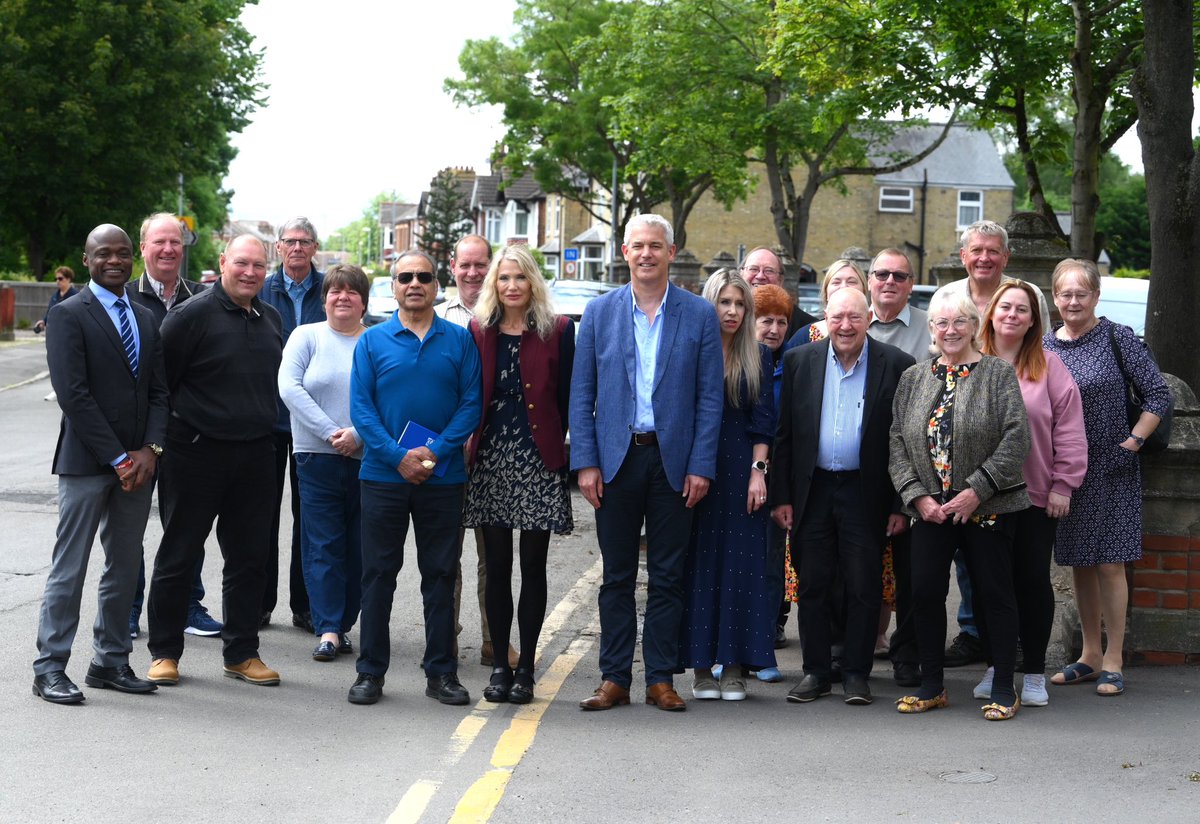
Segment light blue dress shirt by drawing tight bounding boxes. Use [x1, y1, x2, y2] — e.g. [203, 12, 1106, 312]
[631, 289, 668, 432]
[816, 337, 868, 471]
[284, 272, 313, 327]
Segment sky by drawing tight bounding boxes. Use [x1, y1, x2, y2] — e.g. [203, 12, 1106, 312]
[222, 0, 1159, 238]
[222, 0, 518, 236]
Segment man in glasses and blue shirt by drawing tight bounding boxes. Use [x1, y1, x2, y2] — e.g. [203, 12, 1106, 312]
[348, 250, 482, 706]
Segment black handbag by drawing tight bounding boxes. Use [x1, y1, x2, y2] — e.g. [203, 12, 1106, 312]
[1107, 323, 1173, 453]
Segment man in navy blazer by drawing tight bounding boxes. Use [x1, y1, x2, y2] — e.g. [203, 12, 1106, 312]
[570, 214, 724, 712]
[768, 289, 914, 706]
[33, 224, 167, 703]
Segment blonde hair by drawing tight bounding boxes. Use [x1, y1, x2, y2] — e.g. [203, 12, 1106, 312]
[1051, 257, 1101, 293]
[820, 259, 869, 305]
[474, 244, 557, 339]
[702, 269, 761, 405]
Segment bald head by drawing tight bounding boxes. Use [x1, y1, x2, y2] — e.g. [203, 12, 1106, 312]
[83, 224, 134, 295]
[825, 287, 870, 365]
[219, 234, 269, 309]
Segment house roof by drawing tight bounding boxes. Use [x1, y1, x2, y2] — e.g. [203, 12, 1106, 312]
[471, 171, 543, 208]
[572, 225, 610, 244]
[873, 123, 1014, 190]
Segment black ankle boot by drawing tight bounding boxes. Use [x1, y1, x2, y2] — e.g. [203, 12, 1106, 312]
[509, 667, 534, 704]
[483, 667, 513, 703]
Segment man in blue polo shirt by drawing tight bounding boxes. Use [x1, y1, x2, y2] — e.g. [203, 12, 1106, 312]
[347, 249, 482, 706]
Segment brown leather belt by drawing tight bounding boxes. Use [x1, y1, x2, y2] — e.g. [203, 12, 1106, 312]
[632, 431, 658, 446]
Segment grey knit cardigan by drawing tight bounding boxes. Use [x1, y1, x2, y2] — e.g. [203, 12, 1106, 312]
[889, 355, 1031, 518]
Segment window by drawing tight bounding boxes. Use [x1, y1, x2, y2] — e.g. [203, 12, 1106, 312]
[879, 186, 914, 213]
[484, 209, 502, 244]
[581, 244, 605, 280]
[513, 204, 529, 237]
[957, 190, 983, 229]
[544, 254, 560, 279]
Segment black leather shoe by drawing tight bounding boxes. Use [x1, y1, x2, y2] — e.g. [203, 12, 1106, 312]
[843, 674, 872, 705]
[348, 672, 384, 705]
[426, 672, 470, 705]
[337, 634, 353, 655]
[84, 663, 157, 694]
[893, 662, 921, 687]
[312, 641, 337, 662]
[944, 631, 985, 667]
[509, 667, 534, 705]
[786, 674, 832, 703]
[33, 671, 85, 704]
[292, 612, 314, 633]
[483, 667, 513, 703]
[773, 625, 788, 649]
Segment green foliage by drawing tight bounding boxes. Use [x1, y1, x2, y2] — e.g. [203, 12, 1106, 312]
[0, 0, 264, 276]
[1111, 267, 1150, 279]
[419, 169, 472, 282]
[1096, 174, 1150, 270]
[327, 191, 402, 269]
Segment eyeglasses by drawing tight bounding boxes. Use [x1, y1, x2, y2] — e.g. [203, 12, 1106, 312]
[279, 238, 315, 248]
[871, 269, 911, 282]
[1054, 290, 1094, 303]
[741, 265, 779, 278]
[931, 317, 973, 331]
[394, 271, 435, 284]
[55, 276, 70, 282]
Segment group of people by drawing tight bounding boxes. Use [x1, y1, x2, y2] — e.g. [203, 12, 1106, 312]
[31, 213, 1170, 723]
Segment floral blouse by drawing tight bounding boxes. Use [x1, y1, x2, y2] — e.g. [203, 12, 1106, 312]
[927, 361, 998, 528]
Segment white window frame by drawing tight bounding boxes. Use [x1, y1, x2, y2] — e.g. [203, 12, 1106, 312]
[878, 186, 914, 213]
[957, 190, 984, 229]
[581, 243, 605, 280]
[484, 209, 502, 244]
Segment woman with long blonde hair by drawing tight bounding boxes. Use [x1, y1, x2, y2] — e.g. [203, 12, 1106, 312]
[679, 270, 777, 701]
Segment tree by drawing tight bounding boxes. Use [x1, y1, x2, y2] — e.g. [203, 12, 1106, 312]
[0, 0, 263, 276]
[419, 169, 472, 283]
[1132, 0, 1200, 390]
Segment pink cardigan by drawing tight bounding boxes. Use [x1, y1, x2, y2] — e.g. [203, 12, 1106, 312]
[1019, 351, 1088, 508]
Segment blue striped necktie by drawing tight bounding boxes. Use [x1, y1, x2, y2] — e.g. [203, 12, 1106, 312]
[114, 298, 138, 377]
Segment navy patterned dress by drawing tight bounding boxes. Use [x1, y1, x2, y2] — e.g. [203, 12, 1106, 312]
[1043, 319, 1171, 565]
[679, 345, 777, 669]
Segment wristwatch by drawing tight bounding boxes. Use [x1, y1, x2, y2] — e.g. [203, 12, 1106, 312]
[751, 460, 769, 474]
[1129, 434, 1145, 448]
[145, 443, 164, 457]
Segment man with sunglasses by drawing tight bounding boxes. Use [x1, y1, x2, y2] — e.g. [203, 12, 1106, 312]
[348, 250, 482, 706]
[256, 217, 323, 634]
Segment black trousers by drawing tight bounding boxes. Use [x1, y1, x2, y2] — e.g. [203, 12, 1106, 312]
[910, 514, 1018, 703]
[263, 431, 309, 617]
[148, 432, 275, 664]
[795, 470, 883, 680]
[887, 529, 919, 667]
[1008, 506, 1056, 674]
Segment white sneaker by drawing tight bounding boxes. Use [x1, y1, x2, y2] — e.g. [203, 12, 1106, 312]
[719, 665, 747, 701]
[1021, 673, 1049, 707]
[692, 669, 720, 700]
[973, 666, 995, 700]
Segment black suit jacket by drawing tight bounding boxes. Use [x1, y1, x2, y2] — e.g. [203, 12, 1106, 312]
[46, 284, 169, 475]
[127, 273, 205, 327]
[768, 336, 914, 533]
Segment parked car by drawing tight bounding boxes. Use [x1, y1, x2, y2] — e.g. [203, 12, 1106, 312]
[549, 278, 619, 320]
[795, 283, 823, 319]
[1097, 275, 1149, 337]
[908, 284, 937, 310]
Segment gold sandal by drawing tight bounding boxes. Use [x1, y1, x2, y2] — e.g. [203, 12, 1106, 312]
[981, 696, 1020, 720]
[896, 689, 948, 713]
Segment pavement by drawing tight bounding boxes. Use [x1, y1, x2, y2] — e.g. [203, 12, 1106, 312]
[0, 334, 1197, 823]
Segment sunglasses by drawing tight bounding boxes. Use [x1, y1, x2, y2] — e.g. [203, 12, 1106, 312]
[871, 270, 911, 282]
[393, 271, 435, 284]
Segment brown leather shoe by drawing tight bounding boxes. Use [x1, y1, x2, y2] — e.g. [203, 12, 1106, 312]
[223, 657, 280, 686]
[480, 642, 521, 669]
[579, 680, 631, 710]
[645, 682, 686, 711]
[147, 658, 179, 686]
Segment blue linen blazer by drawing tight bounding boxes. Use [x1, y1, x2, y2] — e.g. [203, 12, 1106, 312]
[569, 282, 724, 491]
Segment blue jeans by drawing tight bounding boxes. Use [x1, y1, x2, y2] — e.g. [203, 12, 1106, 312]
[294, 452, 362, 636]
[357, 480, 463, 678]
[954, 548, 979, 637]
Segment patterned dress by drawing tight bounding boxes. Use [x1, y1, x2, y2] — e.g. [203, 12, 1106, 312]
[462, 333, 573, 534]
[1044, 319, 1171, 565]
[679, 346, 777, 669]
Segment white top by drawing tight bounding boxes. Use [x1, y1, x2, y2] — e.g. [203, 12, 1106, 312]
[278, 322, 362, 455]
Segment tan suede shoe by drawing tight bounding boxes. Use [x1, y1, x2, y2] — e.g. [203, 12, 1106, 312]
[147, 658, 179, 685]
[223, 657, 280, 686]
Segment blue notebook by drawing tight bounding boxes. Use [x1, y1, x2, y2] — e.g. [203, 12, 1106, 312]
[397, 421, 447, 477]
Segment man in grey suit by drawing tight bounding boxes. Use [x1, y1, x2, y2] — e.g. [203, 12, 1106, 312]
[570, 214, 724, 712]
[33, 224, 167, 703]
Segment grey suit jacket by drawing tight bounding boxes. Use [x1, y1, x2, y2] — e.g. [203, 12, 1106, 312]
[46, 284, 169, 475]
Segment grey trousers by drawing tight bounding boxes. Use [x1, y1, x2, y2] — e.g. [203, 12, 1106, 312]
[33, 473, 152, 675]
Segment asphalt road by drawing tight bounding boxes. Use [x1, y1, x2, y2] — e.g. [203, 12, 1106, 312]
[0, 334, 1196, 823]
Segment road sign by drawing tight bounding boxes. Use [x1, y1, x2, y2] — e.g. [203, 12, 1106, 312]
[564, 261, 578, 276]
[563, 247, 579, 262]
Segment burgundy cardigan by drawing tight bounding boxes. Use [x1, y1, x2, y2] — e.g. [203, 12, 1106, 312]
[468, 315, 575, 471]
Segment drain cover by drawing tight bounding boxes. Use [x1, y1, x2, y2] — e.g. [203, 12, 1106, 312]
[939, 770, 997, 784]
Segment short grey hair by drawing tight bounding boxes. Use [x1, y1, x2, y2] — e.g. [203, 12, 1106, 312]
[392, 249, 436, 275]
[959, 219, 1009, 252]
[623, 214, 674, 247]
[139, 212, 180, 243]
[277, 216, 318, 243]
